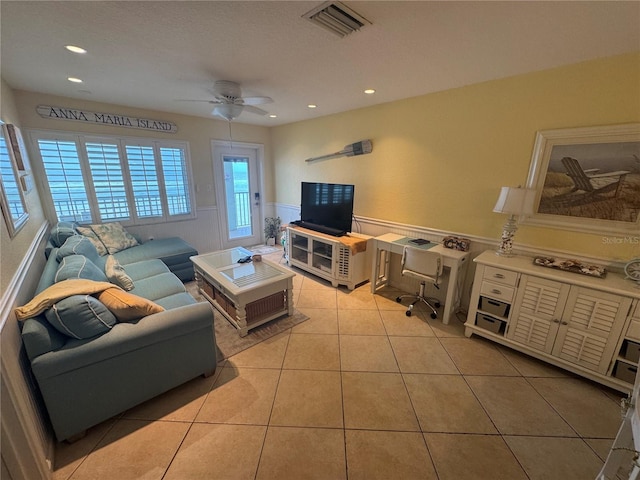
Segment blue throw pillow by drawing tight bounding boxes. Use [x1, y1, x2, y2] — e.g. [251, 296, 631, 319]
[45, 295, 117, 339]
[49, 222, 78, 247]
[55, 255, 108, 283]
[56, 235, 101, 264]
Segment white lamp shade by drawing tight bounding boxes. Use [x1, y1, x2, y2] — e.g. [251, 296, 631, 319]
[493, 187, 536, 215]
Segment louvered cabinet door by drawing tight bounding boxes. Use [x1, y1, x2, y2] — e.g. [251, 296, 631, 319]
[507, 275, 570, 354]
[552, 287, 633, 374]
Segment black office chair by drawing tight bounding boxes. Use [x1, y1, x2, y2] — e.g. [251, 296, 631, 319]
[395, 246, 443, 318]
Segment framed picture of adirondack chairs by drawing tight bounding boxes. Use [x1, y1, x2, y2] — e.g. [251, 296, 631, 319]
[523, 123, 640, 234]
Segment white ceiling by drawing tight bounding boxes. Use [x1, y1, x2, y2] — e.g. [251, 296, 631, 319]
[2, 1, 639, 127]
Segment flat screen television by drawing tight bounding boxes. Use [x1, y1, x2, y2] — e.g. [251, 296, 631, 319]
[299, 182, 355, 236]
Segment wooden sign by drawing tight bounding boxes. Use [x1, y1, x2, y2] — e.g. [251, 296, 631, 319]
[36, 105, 177, 133]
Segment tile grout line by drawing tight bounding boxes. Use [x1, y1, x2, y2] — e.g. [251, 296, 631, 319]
[251, 325, 292, 480]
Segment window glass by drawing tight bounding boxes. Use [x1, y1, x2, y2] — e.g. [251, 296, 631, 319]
[0, 135, 27, 220]
[86, 141, 129, 221]
[38, 138, 90, 223]
[125, 145, 162, 218]
[160, 146, 191, 216]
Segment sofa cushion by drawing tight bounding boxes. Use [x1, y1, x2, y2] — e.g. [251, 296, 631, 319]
[57, 235, 101, 265]
[49, 222, 78, 247]
[76, 226, 109, 256]
[88, 222, 139, 254]
[96, 289, 164, 322]
[121, 259, 169, 281]
[129, 272, 187, 301]
[105, 256, 134, 291]
[55, 255, 108, 283]
[45, 295, 117, 339]
[113, 237, 196, 267]
[153, 292, 197, 310]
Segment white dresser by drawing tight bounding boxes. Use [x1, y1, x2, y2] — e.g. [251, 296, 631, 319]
[465, 250, 640, 392]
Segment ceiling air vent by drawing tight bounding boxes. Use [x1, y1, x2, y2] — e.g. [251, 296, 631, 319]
[303, 2, 371, 38]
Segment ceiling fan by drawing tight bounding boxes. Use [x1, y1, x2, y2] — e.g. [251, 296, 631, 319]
[180, 80, 273, 121]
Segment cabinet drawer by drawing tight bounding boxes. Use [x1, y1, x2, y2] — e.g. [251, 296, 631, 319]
[480, 281, 515, 303]
[483, 266, 518, 286]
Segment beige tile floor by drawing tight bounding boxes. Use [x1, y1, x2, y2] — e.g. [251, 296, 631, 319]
[53, 251, 624, 480]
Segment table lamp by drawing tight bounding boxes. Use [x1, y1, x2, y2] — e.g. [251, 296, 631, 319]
[493, 186, 536, 257]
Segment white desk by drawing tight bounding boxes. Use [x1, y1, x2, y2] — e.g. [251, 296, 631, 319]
[370, 233, 470, 324]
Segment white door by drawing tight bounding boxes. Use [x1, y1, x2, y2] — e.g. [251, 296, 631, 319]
[212, 142, 263, 249]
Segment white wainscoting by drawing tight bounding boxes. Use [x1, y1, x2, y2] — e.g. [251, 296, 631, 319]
[274, 203, 628, 316]
[1, 221, 53, 480]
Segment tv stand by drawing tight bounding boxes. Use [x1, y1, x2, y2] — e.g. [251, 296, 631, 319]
[286, 226, 372, 289]
[296, 221, 345, 237]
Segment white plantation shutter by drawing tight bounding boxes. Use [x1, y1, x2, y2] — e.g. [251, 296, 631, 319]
[125, 145, 163, 219]
[160, 147, 190, 216]
[34, 131, 195, 224]
[37, 138, 91, 222]
[85, 142, 130, 221]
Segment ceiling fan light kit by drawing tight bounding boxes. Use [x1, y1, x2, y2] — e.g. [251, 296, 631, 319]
[212, 104, 244, 122]
[180, 80, 273, 121]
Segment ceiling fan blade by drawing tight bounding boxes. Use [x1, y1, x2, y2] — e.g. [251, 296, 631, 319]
[242, 105, 269, 116]
[241, 96, 273, 106]
[175, 99, 223, 104]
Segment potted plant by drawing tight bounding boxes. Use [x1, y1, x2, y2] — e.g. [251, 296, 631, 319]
[264, 216, 281, 246]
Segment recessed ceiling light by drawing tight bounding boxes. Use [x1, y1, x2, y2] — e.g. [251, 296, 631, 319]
[269, 114, 277, 118]
[307, 104, 317, 109]
[364, 89, 376, 94]
[65, 45, 87, 54]
[67, 77, 83, 83]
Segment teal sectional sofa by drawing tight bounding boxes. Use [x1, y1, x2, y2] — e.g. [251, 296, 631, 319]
[19, 223, 217, 442]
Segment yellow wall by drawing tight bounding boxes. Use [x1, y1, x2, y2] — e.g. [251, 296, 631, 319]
[13, 90, 273, 209]
[271, 53, 640, 261]
[0, 80, 47, 295]
[5, 53, 640, 265]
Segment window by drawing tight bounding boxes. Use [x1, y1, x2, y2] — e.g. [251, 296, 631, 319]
[0, 125, 29, 236]
[33, 131, 194, 225]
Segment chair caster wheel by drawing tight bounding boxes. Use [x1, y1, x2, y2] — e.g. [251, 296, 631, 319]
[430, 312, 437, 319]
[396, 297, 402, 303]
[406, 311, 412, 317]
[435, 302, 441, 308]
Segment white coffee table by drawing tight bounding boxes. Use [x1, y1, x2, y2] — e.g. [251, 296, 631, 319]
[191, 247, 295, 336]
